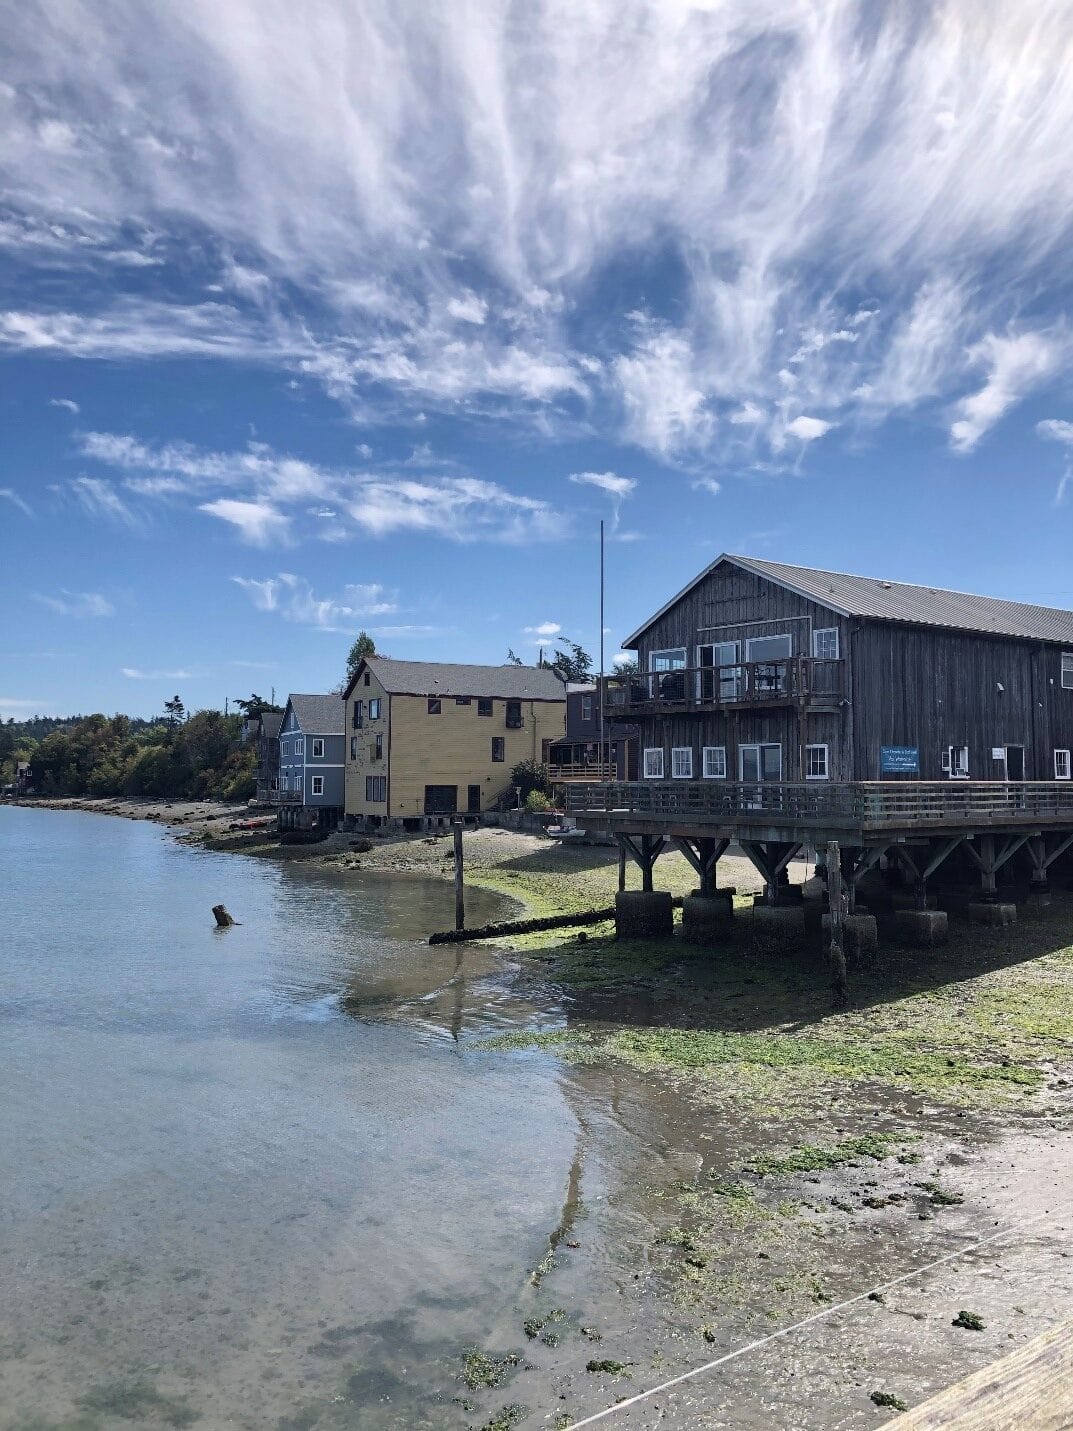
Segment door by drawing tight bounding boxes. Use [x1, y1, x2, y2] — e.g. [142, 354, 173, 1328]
[467, 784, 482, 813]
[1003, 745, 1025, 781]
[697, 641, 740, 702]
[739, 743, 782, 808]
[649, 648, 687, 702]
[423, 785, 458, 815]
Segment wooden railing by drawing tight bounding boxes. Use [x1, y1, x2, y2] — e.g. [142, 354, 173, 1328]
[565, 780, 1073, 831]
[278, 789, 303, 804]
[603, 658, 843, 716]
[548, 760, 617, 783]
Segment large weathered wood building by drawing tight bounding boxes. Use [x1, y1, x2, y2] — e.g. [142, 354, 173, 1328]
[613, 553, 1073, 790]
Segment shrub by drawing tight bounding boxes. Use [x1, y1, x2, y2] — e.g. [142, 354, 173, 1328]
[510, 758, 551, 800]
[526, 789, 553, 812]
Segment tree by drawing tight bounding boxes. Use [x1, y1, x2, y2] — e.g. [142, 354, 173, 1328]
[345, 632, 377, 684]
[505, 648, 524, 666]
[545, 639, 593, 683]
[510, 758, 551, 800]
[613, 656, 639, 676]
[233, 693, 281, 719]
[163, 695, 186, 728]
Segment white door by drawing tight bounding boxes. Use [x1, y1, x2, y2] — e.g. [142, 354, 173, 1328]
[739, 743, 782, 807]
[697, 641, 740, 701]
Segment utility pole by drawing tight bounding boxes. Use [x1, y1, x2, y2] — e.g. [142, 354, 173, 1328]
[599, 518, 606, 776]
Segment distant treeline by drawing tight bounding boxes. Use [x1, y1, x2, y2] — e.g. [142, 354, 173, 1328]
[1, 711, 256, 801]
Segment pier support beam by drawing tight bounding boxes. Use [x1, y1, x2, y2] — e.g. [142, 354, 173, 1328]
[740, 840, 802, 905]
[891, 836, 966, 911]
[675, 836, 729, 896]
[963, 832, 1032, 901]
[1027, 832, 1073, 897]
[617, 834, 666, 893]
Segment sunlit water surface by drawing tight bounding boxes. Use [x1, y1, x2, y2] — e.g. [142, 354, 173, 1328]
[0, 808, 592, 1429]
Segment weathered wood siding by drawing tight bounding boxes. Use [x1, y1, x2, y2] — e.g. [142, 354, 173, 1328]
[631, 560, 847, 781]
[852, 624, 1073, 780]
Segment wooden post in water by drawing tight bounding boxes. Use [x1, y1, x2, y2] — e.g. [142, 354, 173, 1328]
[453, 819, 465, 932]
[826, 839, 848, 1008]
[617, 839, 627, 893]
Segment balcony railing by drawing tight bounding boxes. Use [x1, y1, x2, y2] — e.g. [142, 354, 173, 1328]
[603, 658, 843, 716]
[278, 789, 303, 804]
[548, 759, 617, 783]
[564, 780, 1073, 832]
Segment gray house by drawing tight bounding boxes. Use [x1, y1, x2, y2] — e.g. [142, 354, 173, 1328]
[277, 694, 345, 835]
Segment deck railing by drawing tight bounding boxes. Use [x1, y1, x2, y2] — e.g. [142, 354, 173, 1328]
[565, 780, 1073, 830]
[603, 658, 843, 716]
[548, 760, 617, 783]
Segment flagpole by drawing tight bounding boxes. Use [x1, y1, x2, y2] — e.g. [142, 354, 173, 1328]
[599, 519, 605, 777]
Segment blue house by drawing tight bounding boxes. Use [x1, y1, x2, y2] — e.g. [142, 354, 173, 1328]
[277, 694, 345, 835]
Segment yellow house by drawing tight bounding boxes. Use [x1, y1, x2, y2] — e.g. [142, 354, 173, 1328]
[342, 657, 567, 830]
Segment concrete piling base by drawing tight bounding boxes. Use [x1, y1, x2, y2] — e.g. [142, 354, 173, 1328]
[615, 890, 674, 939]
[822, 912, 879, 965]
[893, 908, 949, 946]
[967, 901, 1017, 927]
[889, 890, 938, 911]
[751, 902, 806, 935]
[681, 894, 734, 945]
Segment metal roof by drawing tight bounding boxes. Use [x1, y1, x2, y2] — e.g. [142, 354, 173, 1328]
[285, 693, 344, 734]
[351, 658, 566, 701]
[624, 554, 1073, 647]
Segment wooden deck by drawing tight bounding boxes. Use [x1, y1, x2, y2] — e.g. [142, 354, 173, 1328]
[891, 1317, 1073, 1429]
[565, 780, 1073, 844]
[604, 656, 843, 717]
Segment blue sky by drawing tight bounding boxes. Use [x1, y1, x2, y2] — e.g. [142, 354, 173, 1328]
[3, 1, 1073, 719]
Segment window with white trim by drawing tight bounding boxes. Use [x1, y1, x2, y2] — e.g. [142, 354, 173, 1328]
[649, 648, 687, 671]
[293, 774, 303, 790]
[942, 745, 969, 778]
[280, 776, 288, 792]
[812, 628, 839, 660]
[671, 746, 693, 779]
[294, 738, 304, 756]
[369, 698, 382, 719]
[702, 745, 727, 779]
[1056, 749, 1071, 780]
[280, 739, 289, 756]
[311, 738, 324, 758]
[1063, 654, 1073, 689]
[581, 694, 593, 721]
[805, 744, 829, 780]
[643, 747, 665, 779]
[311, 775, 324, 795]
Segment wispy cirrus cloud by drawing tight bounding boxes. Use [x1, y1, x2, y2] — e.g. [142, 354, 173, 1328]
[2, 2, 1073, 466]
[49, 396, 80, 414]
[0, 488, 34, 517]
[34, 589, 113, 618]
[76, 431, 564, 545]
[121, 666, 197, 680]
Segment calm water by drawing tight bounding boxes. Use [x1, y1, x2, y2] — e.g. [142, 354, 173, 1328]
[0, 808, 601, 1429]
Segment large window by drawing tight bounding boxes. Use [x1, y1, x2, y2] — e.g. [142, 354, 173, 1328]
[643, 747, 665, 779]
[311, 738, 324, 758]
[649, 648, 686, 671]
[369, 698, 381, 720]
[671, 747, 693, 779]
[805, 744, 829, 780]
[294, 738, 304, 756]
[352, 701, 363, 729]
[366, 775, 386, 802]
[1063, 654, 1073, 689]
[812, 628, 839, 660]
[942, 746, 970, 779]
[373, 733, 383, 760]
[350, 737, 358, 759]
[702, 746, 727, 779]
[505, 700, 523, 729]
[491, 737, 505, 762]
[280, 776, 289, 792]
[581, 694, 593, 721]
[1056, 749, 1071, 780]
[311, 775, 324, 795]
[478, 697, 493, 717]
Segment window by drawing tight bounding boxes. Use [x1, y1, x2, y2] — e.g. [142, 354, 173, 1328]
[702, 746, 727, 779]
[1063, 654, 1073, 689]
[428, 697, 441, 714]
[581, 694, 593, 721]
[294, 738, 304, 756]
[671, 747, 693, 779]
[643, 747, 665, 779]
[942, 746, 969, 779]
[745, 633, 792, 662]
[270, 777, 278, 792]
[478, 697, 493, 716]
[280, 776, 289, 792]
[293, 774, 303, 790]
[373, 733, 383, 760]
[365, 775, 386, 802]
[505, 699, 522, 729]
[369, 698, 381, 720]
[363, 673, 371, 686]
[311, 738, 324, 758]
[350, 736, 358, 759]
[491, 737, 505, 762]
[805, 744, 829, 780]
[1056, 750, 1071, 780]
[311, 775, 324, 795]
[649, 648, 687, 671]
[352, 701, 363, 729]
[455, 695, 471, 705]
[812, 628, 839, 660]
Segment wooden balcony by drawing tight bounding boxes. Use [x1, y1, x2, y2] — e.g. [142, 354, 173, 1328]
[604, 658, 843, 717]
[565, 779, 1073, 843]
[548, 759, 617, 783]
[278, 789, 304, 804]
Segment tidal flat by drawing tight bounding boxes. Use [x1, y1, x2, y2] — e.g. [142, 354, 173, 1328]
[5, 805, 1073, 1428]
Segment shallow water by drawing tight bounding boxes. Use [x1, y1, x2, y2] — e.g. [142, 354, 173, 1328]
[0, 808, 593, 1428]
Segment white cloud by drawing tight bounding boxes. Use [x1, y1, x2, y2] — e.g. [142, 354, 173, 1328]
[0, 488, 33, 517]
[613, 328, 713, 457]
[49, 397, 80, 413]
[1037, 419, 1073, 446]
[34, 589, 113, 618]
[568, 471, 637, 499]
[446, 292, 488, 325]
[524, 621, 562, 639]
[784, 415, 834, 443]
[232, 573, 397, 632]
[950, 331, 1060, 453]
[121, 667, 196, 680]
[70, 476, 140, 527]
[692, 476, 721, 496]
[199, 498, 290, 546]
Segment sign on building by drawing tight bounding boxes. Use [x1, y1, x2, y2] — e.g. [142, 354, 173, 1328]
[880, 745, 919, 774]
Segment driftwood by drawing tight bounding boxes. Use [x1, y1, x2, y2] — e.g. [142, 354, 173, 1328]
[428, 897, 685, 945]
[212, 904, 238, 928]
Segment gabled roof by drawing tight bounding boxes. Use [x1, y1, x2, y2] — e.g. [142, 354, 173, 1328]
[624, 554, 1073, 647]
[345, 657, 565, 701]
[284, 693, 344, 734]
[258, 711, 284, 738]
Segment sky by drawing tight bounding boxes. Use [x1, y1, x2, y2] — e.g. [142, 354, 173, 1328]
[3, 0, 1073, 719]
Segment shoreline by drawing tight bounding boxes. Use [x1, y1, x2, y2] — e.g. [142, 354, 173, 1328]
[7, 796, 1073, 1423]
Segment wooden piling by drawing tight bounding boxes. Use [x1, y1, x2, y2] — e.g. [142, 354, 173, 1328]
[453, 819, 465, 932]
[826, 839, 848, 1008]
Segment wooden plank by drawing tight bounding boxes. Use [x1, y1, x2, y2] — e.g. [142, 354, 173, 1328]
[890, 1318, 1073, 1430]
